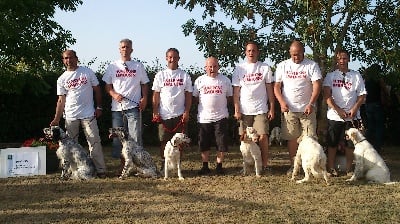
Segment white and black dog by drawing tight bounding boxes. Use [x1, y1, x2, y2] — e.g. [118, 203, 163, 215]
[109, 127, 158, 179]
[345, 128, 393, 184]
[43, 126, 95, 180]
[240, 127, 263, 177]
[163, 133, 191, 180]
[269, 126, 283, 146]
[291, 135, 329, 185]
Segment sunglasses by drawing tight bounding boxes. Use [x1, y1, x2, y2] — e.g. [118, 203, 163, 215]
[123, 62, 129, 71]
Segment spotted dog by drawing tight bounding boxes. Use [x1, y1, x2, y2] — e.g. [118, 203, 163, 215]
[164, 133, 191, 180]
[43, 126, 95, 180]
[269, 126, 283, 146]
[109, 127, 158, 179]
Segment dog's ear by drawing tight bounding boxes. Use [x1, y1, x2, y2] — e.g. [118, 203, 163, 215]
[52, 126, 61, 141]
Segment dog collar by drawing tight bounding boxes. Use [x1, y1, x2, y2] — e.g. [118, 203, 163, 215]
[355, 138, 367, 145]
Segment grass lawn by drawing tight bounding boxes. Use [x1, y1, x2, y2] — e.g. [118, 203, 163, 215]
[1, 143, 399, 223]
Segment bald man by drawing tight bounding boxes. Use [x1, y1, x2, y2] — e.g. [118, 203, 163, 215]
[274, 40, 322, 175]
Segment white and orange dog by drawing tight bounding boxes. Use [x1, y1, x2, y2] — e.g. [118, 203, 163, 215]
[345, 128, 393, 184]
[163, 133, 191, 180]
[240, 127, 262, 177]
[291, 135, 329, 185]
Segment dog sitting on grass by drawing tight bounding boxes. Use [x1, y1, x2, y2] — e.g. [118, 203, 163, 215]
[345, 128, 394, 184]
[43, 126, 95, 180]
[109, 127, 158, 179]
[291, 135, 329, 185]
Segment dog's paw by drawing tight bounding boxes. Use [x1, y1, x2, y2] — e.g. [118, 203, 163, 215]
[163, 177, 168, 181]
[255, 174, 261, 178]
[345, 178, 355, 182]
[296, 180, 305, 184]
[179, 177, 184, 181]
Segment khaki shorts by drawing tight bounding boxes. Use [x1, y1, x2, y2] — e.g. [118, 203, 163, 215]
[281, 111, 317, 140]
[238, 114, 269, 135]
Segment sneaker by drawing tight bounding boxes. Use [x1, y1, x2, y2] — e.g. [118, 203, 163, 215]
[286, 166, 294, 176]
[97, 172, 107, 179]
[215, 166, 225, 175]
[328, 168, 338, 177]
[198, 167, 211, 176]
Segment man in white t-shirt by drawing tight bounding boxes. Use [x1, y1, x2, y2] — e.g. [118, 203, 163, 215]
[323, 49, 366, 177]
[193, 57, 233, 175]
[50, 50, 106, 178]
[274, 40, 322, 175]
[232, 41, 275, 173]
[103, 39, 150, 163]
[152, 48, 193, 167]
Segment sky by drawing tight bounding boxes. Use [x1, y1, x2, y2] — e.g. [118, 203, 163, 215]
[54, 0, 208, 71]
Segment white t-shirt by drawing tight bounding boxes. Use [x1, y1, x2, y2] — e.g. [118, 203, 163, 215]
[193, 74, 233, 123]
[152, 68, 193, 120]
[57, 66, 98, 120]
[102, 59, 150, 111]
[323, 69, 367, 121]
[275, 58, 322, 112]
[232, 61, 274, 115]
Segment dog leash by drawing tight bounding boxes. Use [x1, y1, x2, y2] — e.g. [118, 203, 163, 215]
[152, 116, 185, 133]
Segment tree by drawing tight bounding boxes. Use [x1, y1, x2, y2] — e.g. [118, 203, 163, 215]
[0, 0, 83, 95]
[167, 0, 400, 75]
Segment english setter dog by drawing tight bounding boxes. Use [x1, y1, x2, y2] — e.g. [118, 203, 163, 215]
[109, 127, 158, 179]
[269, 126, 283, 146]
[240, 127, 262, 177]
[163, 133, 191, 180]
[291, 136, 329, 185]
[345, 128, 394, 184]
[43, 126, 95, 180]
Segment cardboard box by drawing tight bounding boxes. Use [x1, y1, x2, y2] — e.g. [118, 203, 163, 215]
[0, 146, 46, 178]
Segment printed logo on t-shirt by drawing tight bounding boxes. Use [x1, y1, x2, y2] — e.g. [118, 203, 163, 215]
[66, 76, 88, 89]
[164, 78, 184, 86]
[243, 73, 263, 83]
[202, 85, 222, 94]
[285, 71, 307, 79]
[116, 69, 137, 78]
[333, 79, 352, 90]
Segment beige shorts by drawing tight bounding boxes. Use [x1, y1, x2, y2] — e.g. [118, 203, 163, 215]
[280, 111, 317, 140]
[238, 114, 269, 135]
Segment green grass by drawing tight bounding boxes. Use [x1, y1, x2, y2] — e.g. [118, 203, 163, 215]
[1, 144, 399, 223]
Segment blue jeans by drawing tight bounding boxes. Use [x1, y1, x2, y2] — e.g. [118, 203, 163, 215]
[365, 103, 384, 151]
[111, 108, 143, 158]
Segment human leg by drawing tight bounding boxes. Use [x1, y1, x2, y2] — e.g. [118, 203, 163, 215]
[81, 117, 106, 173]
[125, 108, 143, 146]
[214, 118, 229, 175]
[198, 123, 212, 175]
[111, 111, 124, 158]
[64, 119, 80, 142]
[252, 114, 269, 168]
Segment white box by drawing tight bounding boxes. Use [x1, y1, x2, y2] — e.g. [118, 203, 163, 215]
[0, 146, 46, 178]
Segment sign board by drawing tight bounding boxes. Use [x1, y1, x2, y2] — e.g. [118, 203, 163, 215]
[0, 146, 46, 178]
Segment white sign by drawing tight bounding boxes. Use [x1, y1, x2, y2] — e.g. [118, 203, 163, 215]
[7, 151, 39, 176]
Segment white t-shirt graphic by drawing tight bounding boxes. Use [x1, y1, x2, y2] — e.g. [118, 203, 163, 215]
[275, 58, 322, 112]
[193, 74, 233, 123]
[152, 68, 193, 120]
[57, 66, 99, 120]
[232, 61, 274, 115]
[103, 60, 150, 111]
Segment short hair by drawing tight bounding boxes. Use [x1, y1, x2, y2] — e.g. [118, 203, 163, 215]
[62, 49, 77, 58]
[120, 38, 132, 46]
[166, 48, 180, 56]
[336, 49, 350, 60]
[245, 41, 260, 50]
